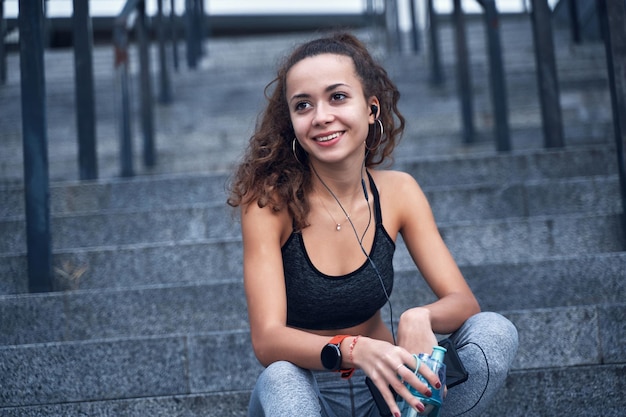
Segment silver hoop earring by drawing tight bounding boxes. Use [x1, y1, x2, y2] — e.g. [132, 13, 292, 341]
[376, 118, 384, 139]
[292, 138, 303, 164]
[366, 119, 384, 151]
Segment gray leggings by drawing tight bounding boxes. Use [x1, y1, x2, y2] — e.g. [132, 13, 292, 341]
[248, 312, 518, 417]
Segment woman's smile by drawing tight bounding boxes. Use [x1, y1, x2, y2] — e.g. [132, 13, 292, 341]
[314, 131, 344, 144]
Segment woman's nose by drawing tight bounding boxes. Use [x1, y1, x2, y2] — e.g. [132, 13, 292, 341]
[312, 104, 334, 125]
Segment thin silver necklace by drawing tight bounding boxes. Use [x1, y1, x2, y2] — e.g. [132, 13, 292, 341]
[311, 165, 363, 232]
[317, 193, 352, 231]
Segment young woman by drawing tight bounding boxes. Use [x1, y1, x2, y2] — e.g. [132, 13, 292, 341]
[227, 32, 518, 417]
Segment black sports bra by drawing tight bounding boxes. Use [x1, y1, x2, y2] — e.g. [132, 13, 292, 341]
[282, 172, 395, 330]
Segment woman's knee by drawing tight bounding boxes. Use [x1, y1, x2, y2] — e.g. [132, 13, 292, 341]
[249, 361, 321, 417]
[257, 360, 315, 392]
[441, 313, 518, 416]
[471, 312, 518, 361]
[453, 312, 518, 378]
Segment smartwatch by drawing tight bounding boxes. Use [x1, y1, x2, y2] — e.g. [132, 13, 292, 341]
[321, 335, 354, 378]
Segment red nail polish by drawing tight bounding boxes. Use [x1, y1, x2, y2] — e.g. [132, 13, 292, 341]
[425, 389, 432, 398]
[435, 381, 442, 389]
[394, 412, 401, 417]
[416, 402, 425, 413]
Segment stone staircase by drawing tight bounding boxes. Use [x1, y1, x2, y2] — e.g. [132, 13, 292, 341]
[1, 14, 624, 417]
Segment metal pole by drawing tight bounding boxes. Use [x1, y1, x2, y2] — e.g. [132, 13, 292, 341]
[1, 0, 6, 85]
[427, 0, 444, 85]
[170, 0, 179, 71]
[137, 0, 156, 167]
[366, 0, 375, 28]
[41, 0, 49, 48]
[383, 0, 401, 53]
[72, 0, 98, 180]
[598, 0, 626, 247]
[530, 0, 564, 148]
[114, 22, 134, 177]
[409, 0, 420, 54]
[157, 0, 172, 104]
[198, 0, 207, 57]
[453, 0, 474, 144]
[19, 0, 52, 292]
[185, 0, 197, 68]
[478, 0, 511, 152]
[117, 59, 134, 177]
[568, 0, 581, 44]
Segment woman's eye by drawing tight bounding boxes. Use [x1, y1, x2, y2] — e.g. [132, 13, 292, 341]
[294, 102, 311, 111]
[331, 93, 347, 101]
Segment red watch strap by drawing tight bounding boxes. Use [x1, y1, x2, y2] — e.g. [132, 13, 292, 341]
[328, 335, 351, 345]
[327, 335, 355, 379]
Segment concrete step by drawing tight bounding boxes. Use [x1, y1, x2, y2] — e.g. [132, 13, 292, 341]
[2, 252, 624, 347]
[483, 364, 626, 417]
[1, 303, 624, 408]
[426, 175, 621, 222]
[0, 281, 249, 346]
[397, 211, 624, 266]
[394, 144, 618, 187]
[0, 171, 232, 219]
[2, 363, 625, 417]
[1, 174, 621, 253]
[1, 211, 623, 294]
[396, 122, 613, 157]
[0, 391, 252, 417]
[1, 144, 619, 219]
[394, 252, 626, 313]
[0, 202, 238, 254]
[0, 329, 262, 409]
[0, 238, 243, 294]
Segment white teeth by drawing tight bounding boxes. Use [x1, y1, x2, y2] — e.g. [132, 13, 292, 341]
[316, 132, 341, 142]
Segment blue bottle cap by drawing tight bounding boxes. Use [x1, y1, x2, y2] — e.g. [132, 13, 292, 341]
[431, 345, 446, 363]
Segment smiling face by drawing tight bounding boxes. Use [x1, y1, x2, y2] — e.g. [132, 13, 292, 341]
[286, 53, 378, 166]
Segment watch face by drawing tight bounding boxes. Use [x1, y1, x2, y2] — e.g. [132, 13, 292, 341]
[321, 343, 341, 371]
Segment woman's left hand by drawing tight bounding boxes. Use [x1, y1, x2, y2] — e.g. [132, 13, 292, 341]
[396, 307, 438, 355]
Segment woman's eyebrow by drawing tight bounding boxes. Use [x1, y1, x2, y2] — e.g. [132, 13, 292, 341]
[288, 83, 351, 104]
[289, 92, 310, 103]
[326, 83, 351, 93]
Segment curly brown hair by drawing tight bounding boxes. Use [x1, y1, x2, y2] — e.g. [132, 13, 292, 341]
[227, 32, 405, 231]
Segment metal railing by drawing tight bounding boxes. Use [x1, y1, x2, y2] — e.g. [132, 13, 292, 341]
[426, 0, 558, 152]
[0, 0, 6, 85]
[425, 0, 513, 150]
[598, 0, 626, 245]
[113, 0, 202, 177]
[415, 0, 624, 239]
[113, 0, 153, 177]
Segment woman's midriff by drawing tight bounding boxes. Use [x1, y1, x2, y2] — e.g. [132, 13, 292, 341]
[303, 310, 394, 343]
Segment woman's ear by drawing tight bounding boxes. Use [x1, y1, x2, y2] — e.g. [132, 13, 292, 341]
[368, 97, 381, 122]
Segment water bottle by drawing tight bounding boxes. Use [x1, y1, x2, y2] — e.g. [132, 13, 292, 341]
[397, 346, 447, 417]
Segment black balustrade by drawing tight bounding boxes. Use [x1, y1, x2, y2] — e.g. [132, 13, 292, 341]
[72, 0, 98, 180]
[19, 0, 52, 292]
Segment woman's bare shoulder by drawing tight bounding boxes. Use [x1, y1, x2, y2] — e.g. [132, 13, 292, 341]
[241, 200, 293, 246]
[370, 169, 423, 195]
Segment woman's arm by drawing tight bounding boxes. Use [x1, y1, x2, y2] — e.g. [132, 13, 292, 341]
[241, 201, 328, 369]
[385, 171, 480, 350]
